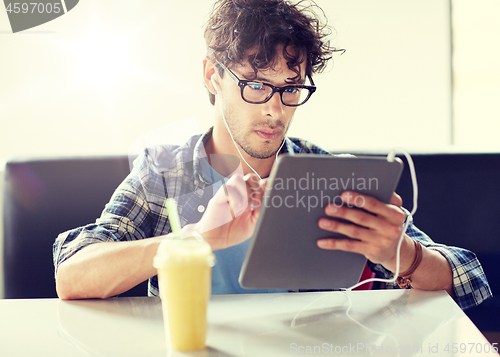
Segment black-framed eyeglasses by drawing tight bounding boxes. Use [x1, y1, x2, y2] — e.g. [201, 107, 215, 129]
[217, 62, 316, 107]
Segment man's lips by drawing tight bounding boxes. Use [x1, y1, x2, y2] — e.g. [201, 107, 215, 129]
[255, 129, 282, 140]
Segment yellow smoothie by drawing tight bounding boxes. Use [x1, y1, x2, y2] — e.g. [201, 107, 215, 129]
[154, 239, 215, 352]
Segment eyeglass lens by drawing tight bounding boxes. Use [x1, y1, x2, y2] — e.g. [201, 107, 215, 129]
[242, 82, 311, 105]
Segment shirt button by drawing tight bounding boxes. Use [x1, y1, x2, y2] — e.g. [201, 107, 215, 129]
[197, 205, 205, 213]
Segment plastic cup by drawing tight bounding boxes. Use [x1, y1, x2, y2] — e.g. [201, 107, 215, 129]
[153, 238, 215, 352]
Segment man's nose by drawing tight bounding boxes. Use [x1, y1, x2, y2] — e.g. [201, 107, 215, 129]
[262, 92, 284, 120]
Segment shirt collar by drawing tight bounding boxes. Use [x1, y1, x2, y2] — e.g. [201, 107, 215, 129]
[191, 127, 299, 186]
[282, 136, 299, 155]
[192, 127, 214, 187]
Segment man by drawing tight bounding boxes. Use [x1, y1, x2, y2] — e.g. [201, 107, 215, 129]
[53, 0, 491, 310]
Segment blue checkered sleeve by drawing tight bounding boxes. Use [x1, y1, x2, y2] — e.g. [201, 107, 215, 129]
[52, 151, 170, 275]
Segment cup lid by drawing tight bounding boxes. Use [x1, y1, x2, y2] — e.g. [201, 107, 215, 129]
[153, 238, 215, 268]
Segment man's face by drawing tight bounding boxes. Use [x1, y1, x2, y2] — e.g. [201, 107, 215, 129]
[215, 51, 307, 159]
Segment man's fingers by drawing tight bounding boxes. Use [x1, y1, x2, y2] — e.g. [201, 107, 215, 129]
[222, 174, 249, 217]
[244, 174, 266, 216]
[340, 191, 406, 226]
[317, 238, 366, 254]
[390, 192, 403, 207]
[208, 173, 264, 222]
[244, 173, 261, 193]
[321, 205, 403, 240]
[318, 215, 380, 242]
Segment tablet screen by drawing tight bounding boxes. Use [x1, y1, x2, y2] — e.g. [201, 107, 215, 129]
[239, 154, 403, 290]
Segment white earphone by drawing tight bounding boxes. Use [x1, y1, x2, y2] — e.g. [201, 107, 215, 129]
[211, 75, 218, 94]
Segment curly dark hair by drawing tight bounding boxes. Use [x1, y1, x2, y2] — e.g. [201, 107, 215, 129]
[204, 0, 342, 105]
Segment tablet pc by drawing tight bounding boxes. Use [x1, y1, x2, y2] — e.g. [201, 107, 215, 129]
[239, 154, 404, 290]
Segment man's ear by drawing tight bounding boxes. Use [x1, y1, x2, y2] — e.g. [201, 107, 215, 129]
[203, 57, 218, 96]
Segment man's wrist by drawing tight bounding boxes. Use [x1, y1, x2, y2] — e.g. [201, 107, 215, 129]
[396, 239, 423, 288]
[384, 235, 416, 275]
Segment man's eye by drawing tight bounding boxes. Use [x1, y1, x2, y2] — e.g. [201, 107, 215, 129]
[284, 87, 300, 94]
[247, 82, 264, 90]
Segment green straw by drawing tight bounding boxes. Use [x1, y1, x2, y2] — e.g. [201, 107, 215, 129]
[165, 198, 182, 240]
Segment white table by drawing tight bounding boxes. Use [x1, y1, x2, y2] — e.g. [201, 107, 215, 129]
[0, 290, 497, 356]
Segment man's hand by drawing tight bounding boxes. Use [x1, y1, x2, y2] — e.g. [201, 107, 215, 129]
[316, 191, 454, 295]
[316, 191, 415, 273]
[189, 173, 265, 251]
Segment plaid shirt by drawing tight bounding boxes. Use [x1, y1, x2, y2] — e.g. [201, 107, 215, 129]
[53, 128, 491, 310]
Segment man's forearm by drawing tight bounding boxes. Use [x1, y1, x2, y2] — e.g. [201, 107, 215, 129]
[55, 237, 163, 300]
[382, 236, 454, 296]
[409, 246, 454, 296]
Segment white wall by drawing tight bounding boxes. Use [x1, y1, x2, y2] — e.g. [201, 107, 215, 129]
[0, 0, 215, 159]
[0, 162, 4, 298]
[452, 0, 500, 150]
[0, 0, 453, 160]
[292, 0, 453, 153]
